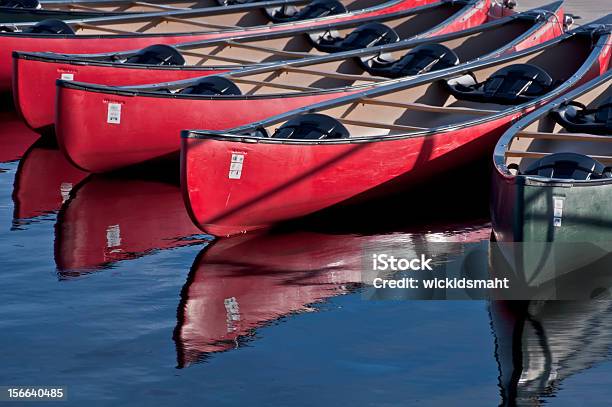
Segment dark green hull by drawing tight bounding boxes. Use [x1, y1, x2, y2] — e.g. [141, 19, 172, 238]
[491, 167, 612, 286]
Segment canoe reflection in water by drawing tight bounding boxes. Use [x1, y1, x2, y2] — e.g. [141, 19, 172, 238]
[54, 165, 207, 276]
[491, 299, 612, 406]
[174, 223, 490, 367]
[12, 139, 89, 223]
[0, 109, 39, 164]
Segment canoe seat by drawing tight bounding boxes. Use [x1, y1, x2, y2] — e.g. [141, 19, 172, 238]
[524, 152, 612, 180]
[362, 43, 460, 78]
[446, 63, 553, 105]
[178, 76, 241, 96]
[24, 19, 75, 35]
[267, 0, 346, 23]
[0, 0, 40, 9]
[551, 98, 612, 135]
[272, 114, 350, 139]
[311, 22, 399, 53]
[125, 44, 185, 66]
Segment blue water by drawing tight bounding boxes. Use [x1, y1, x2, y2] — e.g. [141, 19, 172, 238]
[1, 121, 612, 407]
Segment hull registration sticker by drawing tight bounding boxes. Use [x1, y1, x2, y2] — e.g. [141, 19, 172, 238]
[229, 153, 245, 179]
[107, 103, 122, 124]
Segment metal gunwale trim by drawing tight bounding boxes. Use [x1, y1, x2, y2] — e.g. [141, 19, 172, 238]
[0, 0, 406, 39]
[181, 31, 609, 148]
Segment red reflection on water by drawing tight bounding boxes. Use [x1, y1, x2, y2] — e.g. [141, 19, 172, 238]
[12, 141, 89, 220]
[174, 223, 491, 367]
[0, 110, 39, 163]
[54, 171, 206, 276]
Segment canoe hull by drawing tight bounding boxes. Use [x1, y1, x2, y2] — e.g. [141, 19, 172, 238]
[1, 0, 428, 92]
[14, 56, 231, 133]
[55, 86, 364, 172]
[181, 114, 520, 236]
[491, 171, 612, 286]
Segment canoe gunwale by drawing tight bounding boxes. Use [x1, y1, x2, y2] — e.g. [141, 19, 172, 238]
[493, 70, 612, 187]
[179, 28, 611, 145]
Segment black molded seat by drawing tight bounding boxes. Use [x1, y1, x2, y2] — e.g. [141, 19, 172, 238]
[524, 152, 611, 180]
[311, 22, 400, 53]
[24, 19, 75, 34]
[551, 97, 612, 135]
[267, 0, 346, 23]
[125, 44, 185, 66]
[178, 76, 241, 96]
[362, 43, 460, 78]
[0, 0, 40, 8]
[447, 63, 553, 105]
[272, 114, 350, 139]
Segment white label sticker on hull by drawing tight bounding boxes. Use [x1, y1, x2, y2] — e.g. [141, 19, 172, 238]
[228, 153, 244, 179]
[107, 103, 122, 124]
[106, 224, 121, 248]
[60, 73, 74, 81]
[553, 196, 564, 227]
[60, 182, 73, 203]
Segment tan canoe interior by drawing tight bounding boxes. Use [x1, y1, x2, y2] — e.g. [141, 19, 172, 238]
[245, 35, 594, 139]
[64, 0, 383, 34]
[216, 16, 537, 92]
[505, 77, 612, 171]
[171, 4, 532, 67]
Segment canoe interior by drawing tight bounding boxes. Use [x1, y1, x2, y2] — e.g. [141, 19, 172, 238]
[215, 17, 537, 91]
[504, 77, 612, 171]
[176, 4, 525, 68]
[62, 0, 385, 35]
[204, 34, 592, 138]
[174, 2, 467, 64]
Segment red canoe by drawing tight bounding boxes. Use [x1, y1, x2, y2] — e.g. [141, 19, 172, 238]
[15, 0, 494, 132]
[181, 22, 612, 236]
[12, 141, 89, 221]
[54, 170, 206, 275]
[175, 223, 490, 365]
[54, 0, 567, 173]
[2, 0, 432, 93]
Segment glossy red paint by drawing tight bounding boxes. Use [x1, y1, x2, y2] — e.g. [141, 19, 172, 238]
[3, 0, 429, 93]
[54, 0, 495, 172]
[14, 60, 232, 132]
[55, 175, 205, 274]
[55, 85, 366, 173]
